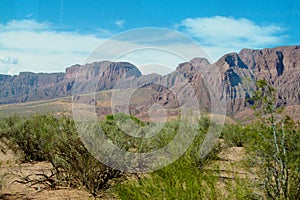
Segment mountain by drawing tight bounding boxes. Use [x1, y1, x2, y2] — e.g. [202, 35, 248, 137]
[0, 61, 141, 104]
[0, 72, 65, 104]
[1, 45, 299, 118]
[220, 45, 300, 113]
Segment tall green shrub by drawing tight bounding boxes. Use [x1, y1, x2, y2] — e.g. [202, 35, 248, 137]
[248, 80, 300, 199]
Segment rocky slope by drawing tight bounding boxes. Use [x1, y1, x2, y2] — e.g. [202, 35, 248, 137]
[0, 61, 141, 104]
[0, 45, 299, 117]
[221, 45, 300, 112]
[0, 72, 65, 104]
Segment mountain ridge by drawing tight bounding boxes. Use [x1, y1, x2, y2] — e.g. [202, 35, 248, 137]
[1, 45, 299, 117]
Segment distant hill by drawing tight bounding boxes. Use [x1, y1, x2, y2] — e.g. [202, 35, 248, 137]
[1, 45, 300, 119]
[0, 61, 141, 104]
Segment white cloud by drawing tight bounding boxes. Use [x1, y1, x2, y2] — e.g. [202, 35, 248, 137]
[0, 19, 50, 30]
[26, 13, 34, 19]
[179, 16, 287, 61]
[0, 20, 193, 75]
[0, 57, 18, 64]
[1, 18, 284, 76]
[0, 19, 106, 75]
[86, 28, 210, 75]
[115, 20, 126, 28]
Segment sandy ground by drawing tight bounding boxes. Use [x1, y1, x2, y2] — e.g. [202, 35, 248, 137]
[0, 143, 94, 200]
[0, 140, 255, 199]
[217, 146, 250, 178]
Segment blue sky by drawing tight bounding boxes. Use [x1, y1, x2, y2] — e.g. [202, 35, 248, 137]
[0, 0, 299, 75]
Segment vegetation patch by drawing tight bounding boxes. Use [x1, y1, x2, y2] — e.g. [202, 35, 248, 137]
[0, 82, 299, 199]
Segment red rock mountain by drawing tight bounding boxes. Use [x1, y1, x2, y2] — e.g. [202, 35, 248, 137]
[0, 61, 141, 104]
[0, 45, 299, 117]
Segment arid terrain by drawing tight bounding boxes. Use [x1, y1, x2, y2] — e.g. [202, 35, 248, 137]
[1, 140, 249, 199]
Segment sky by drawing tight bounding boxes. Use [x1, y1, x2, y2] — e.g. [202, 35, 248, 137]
[0, 0, 299, 75]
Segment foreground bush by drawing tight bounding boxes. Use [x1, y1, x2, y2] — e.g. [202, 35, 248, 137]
[0, 114, 57, 161]
[221, 124, 248, 147]
[0, 114, 226, 198]
[115, 157, 219, 199]
[247, 80, 300, 199]
[0, 114, 122, 197]
[113, 117, 225, 199]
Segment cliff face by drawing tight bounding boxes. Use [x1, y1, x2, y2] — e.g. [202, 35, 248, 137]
[0, 45, 299, 116]
[0, 61, 142, 104]
[238, 46, 300, 106]
[136, 45, 300, 115]
[0, 72, 65, 104]
[222, 46, 300, 112]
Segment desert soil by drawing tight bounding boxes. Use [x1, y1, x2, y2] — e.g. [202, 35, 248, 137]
[0, 143, 97, 200]
[1, 140, 252, 199]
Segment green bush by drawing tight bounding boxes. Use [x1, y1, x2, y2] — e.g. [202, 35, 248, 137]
[246, 119, 300, 199]
[113, 117, 223, 199]
[115, 158, 219, 200]
[221, 124, 253, 147]
[0, 114, 123, 197]
[247, 80, 300, 199]
[100, 114, 179, 153]
[0, 114, 58, 161]
[3, 112, 289, 199]
[51, 119, 122, 196]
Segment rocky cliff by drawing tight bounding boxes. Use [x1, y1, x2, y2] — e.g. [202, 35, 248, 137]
[221, 45, 300, 112]
[0, 45, 299, 117]
[0, 61, 141, 104]
[112, 45, 300, 116]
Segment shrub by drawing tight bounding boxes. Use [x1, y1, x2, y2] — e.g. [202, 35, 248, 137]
[247, 80, 300, 199]
[221, 124, 251, 147]
[115, 158, 219, 200]
[48, 117, 123, 196]
[0, 114, 58, 161]
[100, 114, 179, 153]
[113, 117, 223, 199]
[0, 114, 123, 197]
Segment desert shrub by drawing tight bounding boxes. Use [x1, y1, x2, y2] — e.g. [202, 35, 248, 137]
[106, 113, 144, 126]
[100, 113, 179, 153]
[195, 117, 223, 166]
[48, 117, 123, 196]
[0, 114, 123, 197]
[113, 117, 223, 199]
[225, 174, 261, 200]
[246, 80, 300, 199]
[0, 114, 58, 161]
[246, 119, 300, 199]
[115, 157, 219, 200]
[221, 124, 252, 147]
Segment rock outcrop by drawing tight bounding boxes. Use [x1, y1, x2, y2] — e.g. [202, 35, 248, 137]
[0, 72, 65, 104]
[0, 61, 141, 104]
[219, 45, 300, 112]
[0, 45, 299, 117]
